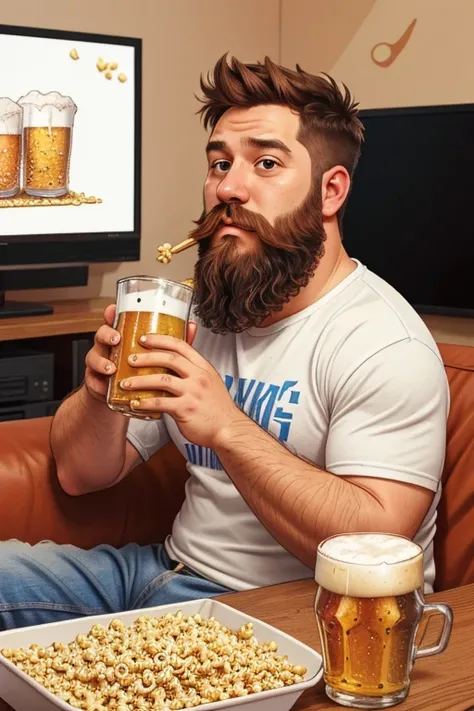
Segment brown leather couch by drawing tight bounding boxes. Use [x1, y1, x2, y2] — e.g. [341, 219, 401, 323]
[0, 343, 473, 592]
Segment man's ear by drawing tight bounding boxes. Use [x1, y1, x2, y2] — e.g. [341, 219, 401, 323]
[321, 165, 351, 218]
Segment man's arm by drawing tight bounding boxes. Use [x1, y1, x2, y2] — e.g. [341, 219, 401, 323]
[212, 417, 434, 569]
[51, 385, 143, 496]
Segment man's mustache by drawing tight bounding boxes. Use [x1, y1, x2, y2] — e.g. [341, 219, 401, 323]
[189, 203, 275, 245]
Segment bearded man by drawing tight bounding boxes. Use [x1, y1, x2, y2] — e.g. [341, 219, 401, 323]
[0, 55, 448, 631]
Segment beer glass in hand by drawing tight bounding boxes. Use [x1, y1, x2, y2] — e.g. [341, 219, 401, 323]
[106, 276, 193, 419]
[314, 533, 453, 708]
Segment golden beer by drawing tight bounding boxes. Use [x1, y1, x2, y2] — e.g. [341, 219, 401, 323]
[0, 134, 21, 195]
[0, 98, 22, 198]
[316, 587, 420, 697]
[108, 310, 186, 418]
[23, 126, 71, 194]
[106, 277, 193, 419]
[314, 533, 453, 708]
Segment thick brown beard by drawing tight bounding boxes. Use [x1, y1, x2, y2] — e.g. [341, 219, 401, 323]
[190, 184, 326, 334]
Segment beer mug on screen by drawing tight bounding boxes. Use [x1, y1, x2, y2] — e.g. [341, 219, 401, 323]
[17, 90, 77, 198]
[106, 276, 194, 419]
[314, 533, 453, 708]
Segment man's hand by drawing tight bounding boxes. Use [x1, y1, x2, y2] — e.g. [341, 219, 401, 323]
[120, 334, 244, 448]
[84, 304, 119, 401]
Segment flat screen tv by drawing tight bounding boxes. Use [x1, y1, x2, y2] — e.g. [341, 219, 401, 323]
[0, 23, 141, 267]
[343, 104, 473, 317]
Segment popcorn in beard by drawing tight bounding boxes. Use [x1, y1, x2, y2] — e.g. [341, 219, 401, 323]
[189, 184, 326, 333]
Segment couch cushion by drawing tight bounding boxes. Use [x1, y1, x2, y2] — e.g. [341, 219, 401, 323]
[435, 343, 474, 590]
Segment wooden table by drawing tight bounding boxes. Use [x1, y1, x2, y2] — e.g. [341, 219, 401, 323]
[1, 580, 473, 711]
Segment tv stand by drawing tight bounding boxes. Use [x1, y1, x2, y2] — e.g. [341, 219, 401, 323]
[0, 265, 89, 319]
[0, 290, 53, 319]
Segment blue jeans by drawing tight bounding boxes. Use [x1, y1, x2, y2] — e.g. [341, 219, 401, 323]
[0, 541, 232, 631]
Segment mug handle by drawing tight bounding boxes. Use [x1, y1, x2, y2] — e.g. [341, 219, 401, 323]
[414, 603, 453, 660]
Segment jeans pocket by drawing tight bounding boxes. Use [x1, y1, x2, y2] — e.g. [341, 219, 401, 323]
[131, 570, 177, 609]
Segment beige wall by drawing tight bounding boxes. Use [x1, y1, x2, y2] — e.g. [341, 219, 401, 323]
[6, 0, 279, 303]
[282, 0, 474, 109]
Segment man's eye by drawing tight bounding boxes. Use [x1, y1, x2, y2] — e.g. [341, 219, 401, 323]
[257, 159, 278, 170]
[211, 160, 231, 173]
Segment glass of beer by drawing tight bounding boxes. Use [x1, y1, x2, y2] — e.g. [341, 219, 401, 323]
[107, 276, 194, 419]
[17, 90, 77, 198]
[314, 532, 453, 708]
[0, 98, 22, 198]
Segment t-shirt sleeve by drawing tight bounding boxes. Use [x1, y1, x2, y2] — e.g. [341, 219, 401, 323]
[126, 415, 171, 462]
[325, 339, 449, 491]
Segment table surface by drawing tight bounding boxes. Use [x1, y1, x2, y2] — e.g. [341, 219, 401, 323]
[1, 579, 473, 711]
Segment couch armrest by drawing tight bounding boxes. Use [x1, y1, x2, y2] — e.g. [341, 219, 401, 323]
[0, 417, 188, 549]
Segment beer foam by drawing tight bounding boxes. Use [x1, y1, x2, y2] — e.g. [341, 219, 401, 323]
[0, 98, 22, 134]
[118, 289, 190, 321]
[315, 533, 424, 598]
[18, 91, 77, 128]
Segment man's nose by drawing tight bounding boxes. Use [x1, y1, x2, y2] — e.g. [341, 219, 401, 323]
[216, 167, 250, 205]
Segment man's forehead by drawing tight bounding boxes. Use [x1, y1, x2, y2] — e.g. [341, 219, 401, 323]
[210, 104, 300, 142]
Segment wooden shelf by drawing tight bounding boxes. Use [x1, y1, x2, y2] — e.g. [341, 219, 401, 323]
[0, 298, 472, 346]
[0, 298, 113, 342]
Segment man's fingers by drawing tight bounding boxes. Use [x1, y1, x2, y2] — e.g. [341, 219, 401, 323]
[186, 321, 197, 346]
[85, 348, 116, 375]
[95, 324, 120, 349]
[139, 333, 206, 367]
[120, 373, 184, 395]
[103, 304, 117, 327]
[128, 351, 191, 377]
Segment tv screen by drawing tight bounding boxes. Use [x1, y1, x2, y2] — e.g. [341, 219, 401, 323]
[343, 104, 473, 316]
[0, 24, 141, 266]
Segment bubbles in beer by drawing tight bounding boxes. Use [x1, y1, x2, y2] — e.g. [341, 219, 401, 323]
[0, 98, 22, 197]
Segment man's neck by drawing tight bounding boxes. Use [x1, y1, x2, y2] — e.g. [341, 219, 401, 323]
[258, 235, 356, 328]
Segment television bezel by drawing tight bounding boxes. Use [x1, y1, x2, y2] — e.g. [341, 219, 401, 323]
[0, 23, 142, 266]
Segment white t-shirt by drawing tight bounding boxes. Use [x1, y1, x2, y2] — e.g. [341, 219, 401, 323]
[126, 261, 449, 594]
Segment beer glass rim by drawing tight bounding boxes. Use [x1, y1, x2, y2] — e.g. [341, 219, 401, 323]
[117, 275, 194, 294]
[317, 532, 423, 565]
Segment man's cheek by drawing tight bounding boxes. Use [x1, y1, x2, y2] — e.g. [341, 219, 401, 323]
[203, 180, 218, 212]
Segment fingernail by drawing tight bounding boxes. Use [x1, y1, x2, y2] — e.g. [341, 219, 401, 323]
[129, 354, 138, 362]
[131, 399, 140, 408]
[140, 335, 147, 343]
[121, 380, 131, 388]
[104, 364, 113, 373]
[111, 335, 119, 344]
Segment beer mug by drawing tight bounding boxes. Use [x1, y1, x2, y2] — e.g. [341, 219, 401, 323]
[106, 276, 194, 419]
[314, 532, 453, 708]
[17, 90, 77, 197]
[0, 98, 22, 198]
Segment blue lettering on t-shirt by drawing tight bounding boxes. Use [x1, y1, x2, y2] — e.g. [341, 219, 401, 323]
[184, 377, 301, 470]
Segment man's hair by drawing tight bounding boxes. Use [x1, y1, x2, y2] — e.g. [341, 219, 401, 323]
[197, 54, 364, 224]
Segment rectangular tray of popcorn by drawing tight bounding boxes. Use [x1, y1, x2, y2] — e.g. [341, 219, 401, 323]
[0, 597, 324, 711]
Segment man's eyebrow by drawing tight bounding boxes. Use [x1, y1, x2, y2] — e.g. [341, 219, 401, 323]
[205, 137, 292, 155]
[243, 137, 292, 155]
[206, 140, 227, 154]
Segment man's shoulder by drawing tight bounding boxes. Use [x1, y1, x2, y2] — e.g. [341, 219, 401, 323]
[312, 265, 446, 399]
[318, 264, 442, 366]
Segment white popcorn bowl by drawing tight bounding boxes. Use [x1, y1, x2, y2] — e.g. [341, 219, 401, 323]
[0, 597, 323, 711]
